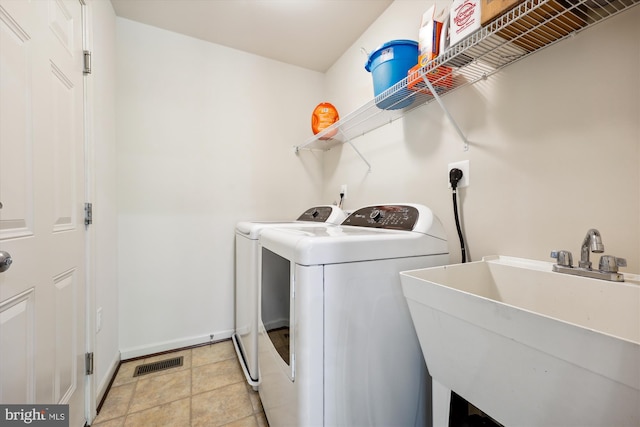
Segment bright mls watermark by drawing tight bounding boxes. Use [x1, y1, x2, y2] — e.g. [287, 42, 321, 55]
[1, 405, 68, 426]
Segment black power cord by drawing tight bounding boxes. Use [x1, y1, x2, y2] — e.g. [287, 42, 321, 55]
[449, 168, 467, 263]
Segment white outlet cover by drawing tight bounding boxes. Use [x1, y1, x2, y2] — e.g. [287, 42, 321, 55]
[448, 160, 469, 188]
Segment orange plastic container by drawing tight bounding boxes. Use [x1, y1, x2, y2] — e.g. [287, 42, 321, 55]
[407, 64, 454, 95]
[311, 102, 339, 139]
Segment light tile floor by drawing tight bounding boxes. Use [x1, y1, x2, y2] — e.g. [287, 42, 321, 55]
[92, 340, 268, 427]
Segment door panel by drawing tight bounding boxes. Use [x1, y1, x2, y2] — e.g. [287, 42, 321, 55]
[0, 0, 86, 425]
[54, 269, 77, 403]
[0, 289, 35, 403]
[51, 60, 76, 231]
[0, 2, 33, 239]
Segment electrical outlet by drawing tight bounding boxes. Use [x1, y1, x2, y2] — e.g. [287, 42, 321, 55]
[448, 160, 470, 188]
[340, 184, 347, 199]
[96, 307, 103, 333]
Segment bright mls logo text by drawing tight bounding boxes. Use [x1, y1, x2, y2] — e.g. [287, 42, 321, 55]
[1, 405, 68, 426]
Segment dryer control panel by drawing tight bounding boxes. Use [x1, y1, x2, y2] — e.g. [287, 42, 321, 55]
[342, 205, 419, 231]
[297, 206, 336, 222]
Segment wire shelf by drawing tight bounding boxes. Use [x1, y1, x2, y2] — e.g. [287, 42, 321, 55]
[296, 0, 639, 152]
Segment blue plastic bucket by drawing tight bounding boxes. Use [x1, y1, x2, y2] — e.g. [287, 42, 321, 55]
[365, 40, 418, 110]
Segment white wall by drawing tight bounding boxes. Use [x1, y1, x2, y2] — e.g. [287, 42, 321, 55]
[116, 19, 325, 358]
[113, 2, 639, 359]
[322, 1, 640, 272]
[88, 0, 119, 408]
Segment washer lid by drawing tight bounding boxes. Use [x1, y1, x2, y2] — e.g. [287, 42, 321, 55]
[236, 205, 346, 239]
[260, 225, 448, 266]
[260, 204, 447, 265]
[236, 221, 338, 240]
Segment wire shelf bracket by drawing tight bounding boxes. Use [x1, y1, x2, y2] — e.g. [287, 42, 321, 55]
[346, 139, 372, 172]
[418, 69, 470, 152]
[295, 129, 372, 172]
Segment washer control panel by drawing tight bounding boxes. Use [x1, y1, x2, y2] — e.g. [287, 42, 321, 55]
[342, 205, 419, 231]
[297, 206, 335, 222]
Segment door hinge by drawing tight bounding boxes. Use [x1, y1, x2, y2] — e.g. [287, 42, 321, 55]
[84, 202, 93, 226]
[83, 50, 91, 75]
[85, 352, 94, 375]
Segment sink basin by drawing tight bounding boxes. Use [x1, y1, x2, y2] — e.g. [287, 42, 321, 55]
[400, 255, 640, 427]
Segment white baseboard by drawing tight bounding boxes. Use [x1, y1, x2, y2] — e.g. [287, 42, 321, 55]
[119, 329, 234, 360]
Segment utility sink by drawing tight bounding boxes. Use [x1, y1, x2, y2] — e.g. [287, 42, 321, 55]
[400, 255, 640, 427]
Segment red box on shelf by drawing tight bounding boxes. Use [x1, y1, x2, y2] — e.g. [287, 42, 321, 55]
[407, 64, 454, 95]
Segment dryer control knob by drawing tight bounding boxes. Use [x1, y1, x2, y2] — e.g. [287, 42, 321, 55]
[370, 209, 382, 222]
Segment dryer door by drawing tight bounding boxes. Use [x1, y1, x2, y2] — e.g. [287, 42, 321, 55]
[260, 247, 294, 379]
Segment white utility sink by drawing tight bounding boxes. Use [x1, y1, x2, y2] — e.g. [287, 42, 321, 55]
[400, 255, 640, 427]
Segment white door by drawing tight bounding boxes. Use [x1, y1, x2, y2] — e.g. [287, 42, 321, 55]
[0, 0, 86, 425]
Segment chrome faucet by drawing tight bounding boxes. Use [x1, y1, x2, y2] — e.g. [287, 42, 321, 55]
[578, 228, 604, 269]
[551, 228, 626, 282]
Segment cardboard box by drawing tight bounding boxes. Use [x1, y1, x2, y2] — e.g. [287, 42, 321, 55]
[496, 0, 587, 51]
[418, 4, 449, 66]
[481, 0, 524, 25]
[450, 0, 482, 47]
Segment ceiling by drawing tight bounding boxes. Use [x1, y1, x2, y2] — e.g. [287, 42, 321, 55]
[110, 0, 394, 72]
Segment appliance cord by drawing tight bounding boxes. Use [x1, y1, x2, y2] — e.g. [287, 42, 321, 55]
[449, 168, 467, 263]
[452, 188, 467, 263]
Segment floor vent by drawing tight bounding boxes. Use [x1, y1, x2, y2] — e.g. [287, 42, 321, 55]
[133, 356, 183, 377]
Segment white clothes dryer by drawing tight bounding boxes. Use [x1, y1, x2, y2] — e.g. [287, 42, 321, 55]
[233, 206, 346, 388]
[257, 204, 449, 427]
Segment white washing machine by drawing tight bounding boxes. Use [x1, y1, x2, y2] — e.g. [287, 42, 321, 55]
[257, 204, 449, 427]
[232, 206, 346, 388]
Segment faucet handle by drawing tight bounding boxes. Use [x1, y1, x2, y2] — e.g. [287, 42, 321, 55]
[599, 255, 627, 273]
[551, 250, 573, 267]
